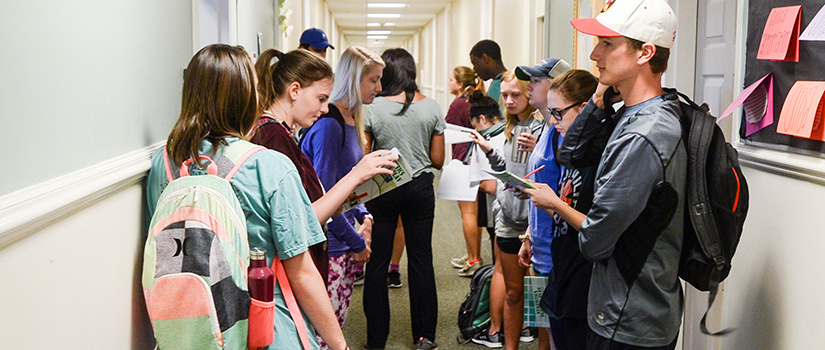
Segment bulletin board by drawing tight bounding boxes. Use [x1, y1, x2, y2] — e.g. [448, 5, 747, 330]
[742, 0, 825, 155]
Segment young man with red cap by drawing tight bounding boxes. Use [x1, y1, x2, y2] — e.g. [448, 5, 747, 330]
[527, 1, 686, 349]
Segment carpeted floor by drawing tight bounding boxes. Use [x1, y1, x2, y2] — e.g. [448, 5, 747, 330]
[342, 172, 540, 350]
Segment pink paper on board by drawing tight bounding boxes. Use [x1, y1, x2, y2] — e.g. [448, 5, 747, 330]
[757, 5, 801, 62]
[719, 73, 774, 136]
[800, 4, 825, 41]
[776, 81, 825, 140]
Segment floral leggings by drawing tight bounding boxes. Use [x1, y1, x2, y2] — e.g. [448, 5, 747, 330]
[318, 252, 357, 349]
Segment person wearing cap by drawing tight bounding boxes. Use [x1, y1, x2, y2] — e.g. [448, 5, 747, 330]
[300, 28, 335, 59]
[469, 40, 507, 103]
[528, 0, 687, 349]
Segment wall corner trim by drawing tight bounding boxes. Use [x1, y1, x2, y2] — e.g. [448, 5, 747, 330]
[0, 142, 164, 249]
[737, 141, 825, 186]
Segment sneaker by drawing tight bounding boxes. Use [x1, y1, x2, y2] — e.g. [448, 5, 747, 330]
[450, 254, 468, 268]
[519, 328, 534, 343]
[387, 269, 402, 288]
[353, 270, 365, 286]
[471, 331, 502, 348]
[362, 344, 383, 350]
[415, 337, 438, 350]
[457, 259, 482, 277]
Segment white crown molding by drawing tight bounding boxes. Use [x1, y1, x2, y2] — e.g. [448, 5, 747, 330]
[0, 142, 164, 249]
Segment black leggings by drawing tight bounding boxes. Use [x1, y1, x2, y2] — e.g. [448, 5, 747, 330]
[364, 173, 438, 348]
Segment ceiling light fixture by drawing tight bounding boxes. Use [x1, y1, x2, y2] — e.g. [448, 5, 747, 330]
[383, 22, 397, 26]
[367, 13, 401, 18]
[367, 3, 408, 8]
[367, 35, 389, 40]
[367, 30, 392, 35]
[367, 23, 381, 27]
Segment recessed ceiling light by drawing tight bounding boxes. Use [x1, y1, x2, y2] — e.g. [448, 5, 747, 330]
[367, 35, 389, 40]
[367, 13, 401, 18]
[367, 30, 392, 35]
[367, 3, 407, 9]
[383, 22, 397, 27]
[367, 23, 381, 27]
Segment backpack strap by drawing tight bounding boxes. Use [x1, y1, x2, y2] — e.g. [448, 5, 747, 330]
[221, 140, 266, 181]
[667, 88, 735, 336]
[271, 255, 311, 350]
[161, 146, 174, 182]
[300, 106, 347, 148]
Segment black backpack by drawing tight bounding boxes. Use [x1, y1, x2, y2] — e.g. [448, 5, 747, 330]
[666, 89, 749, 335]
[456, 264, 495, 343]
[559, 89, 749, 336]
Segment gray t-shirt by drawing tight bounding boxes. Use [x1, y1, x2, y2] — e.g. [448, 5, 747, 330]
[365, 96, 446, 177]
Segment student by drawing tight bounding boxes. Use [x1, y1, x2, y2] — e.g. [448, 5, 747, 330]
[446, 66, 486, 273]
[469, 40, 507, 107]
[524, 69, 599, 350]
[515, 58, 572, 126]
[146, 44, 351, 350]
[299, 46, 385, 342]
[299, 28, 335, 59]
[363, 48, 445, 350]
[469, 39, 507, 254]
[251, 48, 396, 287]
[529, 1, 687, 348]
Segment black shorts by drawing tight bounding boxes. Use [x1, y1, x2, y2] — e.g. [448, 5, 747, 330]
[496, 236, 522, 255]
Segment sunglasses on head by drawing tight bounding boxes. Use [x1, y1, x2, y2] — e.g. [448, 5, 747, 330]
[547, 102, 581, 121]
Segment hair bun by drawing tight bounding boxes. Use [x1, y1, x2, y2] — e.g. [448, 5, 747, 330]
[467, 89, 486, 103]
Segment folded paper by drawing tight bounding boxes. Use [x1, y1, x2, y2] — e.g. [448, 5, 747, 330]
[776, 81, 825, 140]
[444, 124, 475, 145]
[800, 4, 825, 41]
[720, 73, 774, 136]
[757, 5, 801, 62]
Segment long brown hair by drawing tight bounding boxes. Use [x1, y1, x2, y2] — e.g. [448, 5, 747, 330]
[500, 69, 537, 141]
[166, 44, 258, 166]
[255, 48, 333, 114]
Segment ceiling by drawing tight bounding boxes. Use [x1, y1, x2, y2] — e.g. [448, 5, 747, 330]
[324, 0, 452, 52]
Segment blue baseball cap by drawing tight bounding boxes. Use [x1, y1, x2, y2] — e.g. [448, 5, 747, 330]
[300, 28, 335, 50]
[515, 58, 572, 80]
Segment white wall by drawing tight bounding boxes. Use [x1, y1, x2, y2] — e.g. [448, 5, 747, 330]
[0, 183, 153, 348]
[0, 0, 191, 197]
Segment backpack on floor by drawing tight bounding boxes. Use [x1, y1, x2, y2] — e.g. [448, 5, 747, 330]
[142, 140, 264, 349]
[667, 89, 749, 335]
[456, 264, 495, 342]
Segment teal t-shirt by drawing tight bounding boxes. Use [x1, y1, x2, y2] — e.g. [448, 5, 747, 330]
[486, 72, 505, 103]
[146, 137, 325, 350]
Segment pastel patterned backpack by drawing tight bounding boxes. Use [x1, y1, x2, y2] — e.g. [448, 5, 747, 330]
[142, 140, 264, 349]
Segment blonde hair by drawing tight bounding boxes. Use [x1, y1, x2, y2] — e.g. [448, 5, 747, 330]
[500, 69, 538, 141]
[452, 66, 485, 97]
[330, 46, 385, 149]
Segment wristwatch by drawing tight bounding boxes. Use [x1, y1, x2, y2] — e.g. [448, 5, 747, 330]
[518, 233, 531, 242]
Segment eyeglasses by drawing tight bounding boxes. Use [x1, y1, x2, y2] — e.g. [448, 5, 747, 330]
[547, 102, 580, 121]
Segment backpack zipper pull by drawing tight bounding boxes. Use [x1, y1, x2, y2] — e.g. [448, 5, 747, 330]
[193, 186, 200, 202]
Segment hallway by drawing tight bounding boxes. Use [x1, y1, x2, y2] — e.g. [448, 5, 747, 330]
[342, 174, 540, 350]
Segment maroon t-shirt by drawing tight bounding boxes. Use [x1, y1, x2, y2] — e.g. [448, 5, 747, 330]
[251, 117, 324, 202]
[250, 117, 329, 283]
[445, 96, 472, 161]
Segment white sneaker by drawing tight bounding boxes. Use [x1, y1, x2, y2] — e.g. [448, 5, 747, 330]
[457, 259, 482, 277]
[450, 254, 468, 268]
